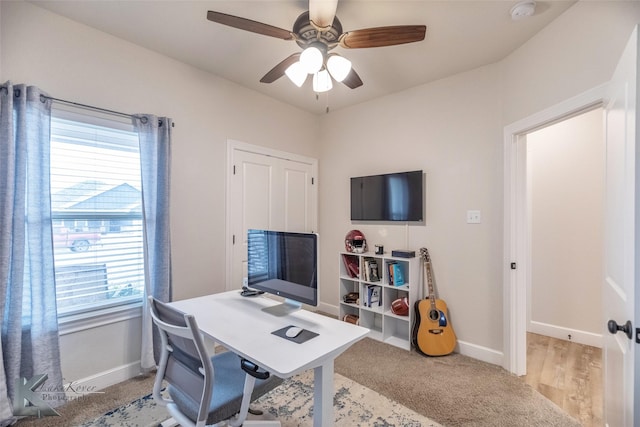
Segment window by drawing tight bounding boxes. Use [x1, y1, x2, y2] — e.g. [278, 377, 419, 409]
[50, 107, 144, 317]
[247, 229, 269, 283]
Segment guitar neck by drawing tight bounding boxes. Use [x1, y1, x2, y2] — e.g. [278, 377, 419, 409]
[426, 261, 437, 307]
[420, 247, 437, 307]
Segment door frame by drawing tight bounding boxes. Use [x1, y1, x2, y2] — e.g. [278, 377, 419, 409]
[225, 139, 318, 291]
[502, 84, 607, 375]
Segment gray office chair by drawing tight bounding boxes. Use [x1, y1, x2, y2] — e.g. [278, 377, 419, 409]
[148, 297, 282, 427]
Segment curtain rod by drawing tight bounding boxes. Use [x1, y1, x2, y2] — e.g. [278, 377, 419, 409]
[43, 95, 175, 127]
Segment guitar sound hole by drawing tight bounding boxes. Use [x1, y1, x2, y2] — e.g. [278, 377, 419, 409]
[428, 310, 439, 321]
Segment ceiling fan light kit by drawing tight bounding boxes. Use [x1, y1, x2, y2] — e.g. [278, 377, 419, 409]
[313, 69, 333, 92]
[286, 52, 351, 89]
[206, 0, 426, 95]
[326, 54, 352, 82]
[285, 62, 308, 87]
[299, 43, 325, 74]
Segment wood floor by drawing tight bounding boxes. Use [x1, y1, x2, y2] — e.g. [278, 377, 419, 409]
[523, 332, 602, 426]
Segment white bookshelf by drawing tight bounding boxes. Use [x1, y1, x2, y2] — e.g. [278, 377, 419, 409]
[338, 251, 420, 350]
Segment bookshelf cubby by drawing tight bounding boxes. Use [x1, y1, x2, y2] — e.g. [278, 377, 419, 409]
[338, 251, 419, 350]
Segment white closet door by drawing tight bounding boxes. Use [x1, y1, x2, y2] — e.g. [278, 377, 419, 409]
[228, 142, 317, 291]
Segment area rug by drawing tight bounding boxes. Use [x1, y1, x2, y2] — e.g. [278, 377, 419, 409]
[79, 370, 441, 426]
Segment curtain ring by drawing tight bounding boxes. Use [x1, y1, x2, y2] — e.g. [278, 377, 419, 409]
[14, 88, 21, 98]
[140, 116, 148, 124]
[40, 94, 47, 103]
[0, 86, 7, 95]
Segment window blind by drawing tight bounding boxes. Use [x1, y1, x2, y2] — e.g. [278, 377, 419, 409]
[50, 108, 145, 316]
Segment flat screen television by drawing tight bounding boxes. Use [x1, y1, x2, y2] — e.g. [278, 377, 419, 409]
[351, 170, 424, 222]
[247, 229, 318, 316]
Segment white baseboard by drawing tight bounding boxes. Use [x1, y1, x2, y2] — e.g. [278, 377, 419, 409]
[66, 361, 142, 392]
[456, 340, 504, 366]
[318, 302, 504, 366]
[316, 301, 339, 317]
[528, 320, 602, 348]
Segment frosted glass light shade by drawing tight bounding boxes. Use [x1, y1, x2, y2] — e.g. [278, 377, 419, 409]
[313, 69, 333, 92]
[285, 62, 307, 87]
[327, 55, 352, 82]
[300, 46, 323, 74]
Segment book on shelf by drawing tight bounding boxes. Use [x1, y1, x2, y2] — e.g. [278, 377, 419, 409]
[392, 263, 405, 286]
[387, 262, 395, 286]
[363, 257, 380, 282]
[387, 262, 405, 287]
[365, 284, 381, 308]
[342, 254, 360, 278]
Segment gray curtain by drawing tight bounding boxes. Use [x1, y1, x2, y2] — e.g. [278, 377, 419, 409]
[0, 82, 63, 425]
[133, 115, 173, 370]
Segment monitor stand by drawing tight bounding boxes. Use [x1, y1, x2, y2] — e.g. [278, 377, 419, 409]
[261, 299, 302, 317]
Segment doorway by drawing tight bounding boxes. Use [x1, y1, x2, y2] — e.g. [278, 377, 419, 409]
[503, 85, 606, 376]
[521, 108, 605, 425]
[526, 107, 604, 346]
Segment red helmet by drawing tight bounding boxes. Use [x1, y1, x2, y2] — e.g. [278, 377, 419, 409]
[345, 230, 367, 253]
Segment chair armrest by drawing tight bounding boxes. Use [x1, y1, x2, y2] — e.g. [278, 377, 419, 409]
[240, 359, 271, 380]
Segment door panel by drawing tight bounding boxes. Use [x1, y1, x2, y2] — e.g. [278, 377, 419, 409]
[242, 160, 273, 231]
[603, 26, 638, 427]
[284, 165, 311, 232]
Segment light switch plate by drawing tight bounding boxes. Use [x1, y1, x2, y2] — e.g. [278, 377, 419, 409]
[467, 210, 481, 224]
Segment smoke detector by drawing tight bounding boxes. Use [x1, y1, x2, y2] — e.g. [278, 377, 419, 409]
[510, 1, 536, 20]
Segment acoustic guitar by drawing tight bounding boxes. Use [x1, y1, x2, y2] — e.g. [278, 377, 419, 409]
[412, 247, 456, 356]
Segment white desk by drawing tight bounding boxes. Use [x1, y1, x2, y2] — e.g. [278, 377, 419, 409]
[169, 291, 369, 427]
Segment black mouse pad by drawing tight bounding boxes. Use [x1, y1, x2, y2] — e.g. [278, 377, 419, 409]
[272, 325, 319, 344]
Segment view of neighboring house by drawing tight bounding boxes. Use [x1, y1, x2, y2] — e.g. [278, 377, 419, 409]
[51, 180, 144, 312]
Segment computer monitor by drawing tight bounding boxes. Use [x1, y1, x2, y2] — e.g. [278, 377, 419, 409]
[246, 229, 318, 316]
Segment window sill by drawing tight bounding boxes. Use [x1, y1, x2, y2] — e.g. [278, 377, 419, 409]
[58, 301, 144, 336]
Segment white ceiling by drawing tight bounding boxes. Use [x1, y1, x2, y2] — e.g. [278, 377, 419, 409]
[30, 0, 576, 115]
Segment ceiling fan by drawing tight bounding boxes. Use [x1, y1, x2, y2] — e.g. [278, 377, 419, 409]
[206, 0, 426, 92]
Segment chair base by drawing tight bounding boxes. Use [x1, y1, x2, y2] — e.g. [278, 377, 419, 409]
[160, 416, 281, 427]
[237, 422, 281, 426]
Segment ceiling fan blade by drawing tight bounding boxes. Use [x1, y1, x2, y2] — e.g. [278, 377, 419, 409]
[207, 11, 294, 40]
[308, 0, 339, 32]
[341, 67, 363, 89]
[339, 25, 426, 49]
[260, 53, 301, 83]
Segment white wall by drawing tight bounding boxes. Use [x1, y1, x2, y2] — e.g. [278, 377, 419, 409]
[320, 65, 505, 359]
[527, 108, 604, 346]
[1, 1, 319, 386]
[502, 1, 640, 124]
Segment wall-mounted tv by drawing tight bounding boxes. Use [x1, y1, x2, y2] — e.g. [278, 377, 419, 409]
[351, 170, 424, 222]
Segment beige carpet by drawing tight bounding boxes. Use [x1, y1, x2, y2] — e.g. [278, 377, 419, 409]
[15, 338, 580, 427]
[335, 338, 581, 426]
